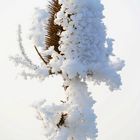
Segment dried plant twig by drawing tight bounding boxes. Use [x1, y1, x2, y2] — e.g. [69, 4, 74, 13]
[18, 24, 39, 70]
[34, 45, 49, 65]
[45, 0, 63, 54]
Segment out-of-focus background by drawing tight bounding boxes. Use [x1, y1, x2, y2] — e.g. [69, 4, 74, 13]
[0, 0, 140, 140]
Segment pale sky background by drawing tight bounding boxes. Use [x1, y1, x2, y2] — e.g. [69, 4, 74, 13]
[0, 0, 140, 140]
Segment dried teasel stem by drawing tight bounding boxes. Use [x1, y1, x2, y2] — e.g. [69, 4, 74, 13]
[34, 45, 49, 66]
[34, 0, 64, 75]
[34, 45, 62, 75]
[17, 25, 39, 70]
[56, 113, 68, 128]
[45, 0, 63, 54]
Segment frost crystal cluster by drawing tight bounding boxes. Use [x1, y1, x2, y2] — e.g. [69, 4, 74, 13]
[37, 78, 97, 140]
[30, 0, 124, 90]
[13, 0, 124, 140]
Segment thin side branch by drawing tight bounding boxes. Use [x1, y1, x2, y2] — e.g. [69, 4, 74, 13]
[18, 24, 38, 70]
[34, 45, 49, 65]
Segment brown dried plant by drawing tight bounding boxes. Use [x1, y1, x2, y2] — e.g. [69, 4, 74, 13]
[34, 0, 63, 75]
[57, 113, 68, 128]
[45, 0, 63, 54]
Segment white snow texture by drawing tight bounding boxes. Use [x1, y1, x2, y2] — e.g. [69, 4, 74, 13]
[30, 0, 124, 90]
[35, 78, 97, 140]
[28, 0, 124, 140]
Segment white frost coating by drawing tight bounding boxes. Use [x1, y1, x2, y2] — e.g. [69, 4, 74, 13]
[36, 79, 97, 140]
[29, 0, 124, 90]
[29, 8, 48, 48]
[10, 25, 49, 80]
[34, 0, 123, 90]
[28, 0, 125, 140]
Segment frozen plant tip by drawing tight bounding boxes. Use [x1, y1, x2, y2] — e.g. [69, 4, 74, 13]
[10, 25, 49, 79]
[46, 0, 63, 54]
[12, 0, 124, 140]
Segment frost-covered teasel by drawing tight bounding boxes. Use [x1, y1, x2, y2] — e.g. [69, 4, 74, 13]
[12, 0, 124, 140]
[35, 79, 97, 140]
[30, 0, 124, 90]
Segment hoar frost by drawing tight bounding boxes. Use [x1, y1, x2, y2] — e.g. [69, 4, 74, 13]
[36, 79, 97, 140]
[30, 0, 124, 90]
[15, 0, 125, 140]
